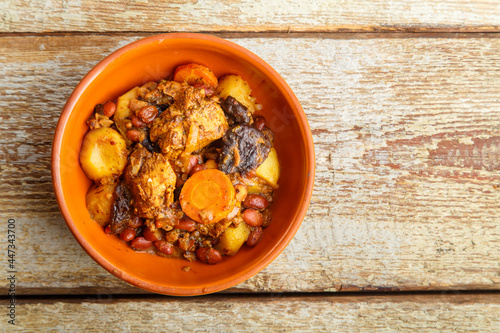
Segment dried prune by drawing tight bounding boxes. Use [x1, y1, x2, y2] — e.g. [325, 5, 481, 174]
[220, 96, 252, 125]
[218, 125, 271, 174]
[110, 182, 139, 234]
[141, 128, 162, 154]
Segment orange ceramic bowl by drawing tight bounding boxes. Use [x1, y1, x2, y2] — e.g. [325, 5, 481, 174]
[52, 33, 315, 296]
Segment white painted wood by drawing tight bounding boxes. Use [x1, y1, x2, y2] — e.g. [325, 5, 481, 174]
[6, 294, 500, 332]
[1, 1, 499, 33]
[1, 35, 500, 294]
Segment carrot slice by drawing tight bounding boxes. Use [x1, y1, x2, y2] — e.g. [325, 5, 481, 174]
[180, 170, 235, 224]
[180, 169, 236, 224]
[173, 63, 218, 89]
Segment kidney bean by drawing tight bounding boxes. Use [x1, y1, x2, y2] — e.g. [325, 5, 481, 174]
[185, 155, 199, 174]
[243, 194, 269, 210]
[234, 184, 248, 202]
[130, 114, 146, 128]
[246, 227, 263, 247]
[102, 101, 116, 118]
[104, 225, 111, 234]
[138, 105, 159, 124]
[154, 240, 174, 255]
[143, 227, 163, 241]
[196, 247, 222, 264]
[175, 216, 197, 232]
[120, 228, 136, 242]
[190, 163, 205, 175]
[253, 116, 266, 131]
[242, 209, 263, 227]
[130, 237, 152, 250]
[126, 129, 145, 142]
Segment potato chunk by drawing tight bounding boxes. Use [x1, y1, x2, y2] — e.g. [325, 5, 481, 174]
[86, 182, 117, 226]
[256, 148, 280, 188]
[216, 75, 258, 113]
[215, 222, 251, 256]
[113, 86, 139, 145]
[80, 127, 128, 182]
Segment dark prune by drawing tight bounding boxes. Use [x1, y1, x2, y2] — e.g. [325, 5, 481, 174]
[218, 125, 271, 175]
[141, 128, 162, 154]
[93, 103, 104, 115]
[110, 182, 140, 234]
[156, 103, 169, 115]
[220, 96, 252, 125]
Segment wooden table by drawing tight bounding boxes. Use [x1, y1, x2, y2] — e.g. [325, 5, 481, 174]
[2, 1, 500, 331]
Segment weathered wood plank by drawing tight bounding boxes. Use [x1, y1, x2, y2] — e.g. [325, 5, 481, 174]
[1, 0, 500, 33]
[3, 293, 500, 332]
[1, 35, 500, 294]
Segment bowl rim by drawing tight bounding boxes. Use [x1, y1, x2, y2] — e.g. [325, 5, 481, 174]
[51, 32, 315, 295]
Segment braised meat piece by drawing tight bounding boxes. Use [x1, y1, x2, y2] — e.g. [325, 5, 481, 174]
[138, 80, 180, 106]
[149, 85, 228, 159]
[220, 96, 252, 125]
[218, 125, 271, 175]
[124, 144, 177, 219]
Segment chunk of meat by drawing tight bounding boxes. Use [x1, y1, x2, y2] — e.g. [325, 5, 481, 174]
[124, 144, 177, 219]
[149, 85, 228, 159]
[218, 125, 271, 175]
[138, 80, 177, 105]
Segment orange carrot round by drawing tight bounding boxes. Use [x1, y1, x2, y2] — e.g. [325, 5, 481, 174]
[179, 169, 236, 224]
[173, 63, 218, 89]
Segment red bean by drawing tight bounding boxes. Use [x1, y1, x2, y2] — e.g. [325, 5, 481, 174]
[242, 209, 263, 227]
[253, 116, 266, 131]
[186, 155, 199, 174]
[102, 101, 116, 118]
[175, 216, 197, 232]
[138, 105, 158, 124]
[196, 247, 222, 264]
[126, 129, 145, 142]
[130, 114, 146, 128]
[120, 228, 136, 242]
[243, 194, 269, 210]
[143, 227, 163, 241]
[154, 240, 174, 255]
[246, 227, 263, 247]
[190, 163, 205, 175]
[130, 237, 153, 250]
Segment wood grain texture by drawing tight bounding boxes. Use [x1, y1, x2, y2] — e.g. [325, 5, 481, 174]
[1, 35, 500, 294]
[1, 0, 500, 33]
[2, 293, 500, 332]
